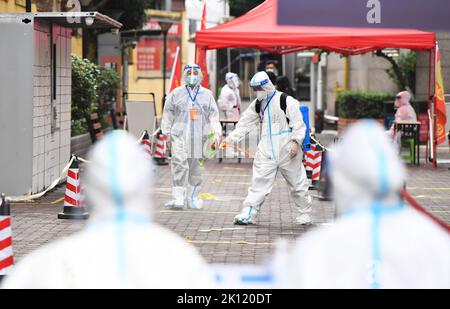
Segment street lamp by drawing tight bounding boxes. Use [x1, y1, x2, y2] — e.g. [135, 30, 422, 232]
[158, 21, 173, 108]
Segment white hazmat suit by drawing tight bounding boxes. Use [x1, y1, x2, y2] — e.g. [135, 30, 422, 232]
[224, 71, 312, 225]
[218, 72, 241, 119]
[387, 91, 418, 138]
[161, 64, 222, 210]
[280, 121, 450, 288]
[1, 132, 214, 289]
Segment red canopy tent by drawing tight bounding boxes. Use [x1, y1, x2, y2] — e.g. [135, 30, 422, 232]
[196, 0, 442, 167]
[195, 0, 435, 55]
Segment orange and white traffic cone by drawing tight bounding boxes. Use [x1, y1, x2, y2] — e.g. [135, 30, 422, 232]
[141, 130, 152, 160]
[0, 194, 13, 278]
[58, 156, 89, 220]
[153, 132, 169, 166]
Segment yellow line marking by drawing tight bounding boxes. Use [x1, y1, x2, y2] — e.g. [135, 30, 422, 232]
[186, 239, 273, 246]
[205, 174, 252, 177]
[223, 167, 247, 171]
[199, 227, 245, 232]
[50, 197, 65, 204]
[159, 210, 237, 214]
[408, 187, 450, 191]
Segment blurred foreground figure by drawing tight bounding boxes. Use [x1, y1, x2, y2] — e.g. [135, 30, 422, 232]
[2, 132, 213, 289]
[280, 121, 450, 288]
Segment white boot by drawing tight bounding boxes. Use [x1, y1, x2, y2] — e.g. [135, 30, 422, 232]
[186, 185, 203, 210]
[295, 195, 313, 225]
[296, 213, 312, 225]
[233, 206, 258, 225]
[164, 187, 186, 210]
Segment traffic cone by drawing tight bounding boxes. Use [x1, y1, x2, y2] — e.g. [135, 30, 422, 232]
[317, 151, 332, 201]
[141, 130, 152, 160]
[153, 132, 169, 166]
[0, 194, 14, 278]
[304, 144, 323, 190]
[58, 156, 89, 220]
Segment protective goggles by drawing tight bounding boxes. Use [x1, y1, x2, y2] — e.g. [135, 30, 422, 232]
[184, 64, 201, 71]
[249, 78, 269, 91]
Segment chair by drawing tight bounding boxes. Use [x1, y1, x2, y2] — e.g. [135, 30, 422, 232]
[396, 122, 420, 165]
[401, 137, 415, 164]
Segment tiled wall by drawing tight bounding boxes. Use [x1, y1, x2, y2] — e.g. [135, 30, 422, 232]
[32, 20, 71, 193]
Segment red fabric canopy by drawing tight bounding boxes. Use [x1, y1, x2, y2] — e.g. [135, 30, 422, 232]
[196, 0, 435, 55]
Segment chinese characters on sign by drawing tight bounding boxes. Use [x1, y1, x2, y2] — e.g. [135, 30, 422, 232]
[137, 21, 181, 76]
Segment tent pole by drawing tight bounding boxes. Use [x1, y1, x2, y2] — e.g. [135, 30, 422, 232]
[427, 49, 432, 163]
[433, 43, 437, 168]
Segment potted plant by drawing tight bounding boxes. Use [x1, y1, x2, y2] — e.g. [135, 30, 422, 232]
[336, 91, 393, 133]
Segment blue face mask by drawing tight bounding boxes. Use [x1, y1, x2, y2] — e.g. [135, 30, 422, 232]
[185, 74, 200, 87]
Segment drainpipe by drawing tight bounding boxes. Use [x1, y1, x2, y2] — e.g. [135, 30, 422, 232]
[26, 0, 32, 12]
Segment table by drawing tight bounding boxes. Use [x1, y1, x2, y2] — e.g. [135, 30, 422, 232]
[394, 120, 421, 165]
[219, 118, 240, 163]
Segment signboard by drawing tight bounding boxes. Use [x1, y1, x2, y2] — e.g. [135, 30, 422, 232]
[137, 21, 181, 77]
[277, 0, 450, 30]
[125, 101, 157, 140]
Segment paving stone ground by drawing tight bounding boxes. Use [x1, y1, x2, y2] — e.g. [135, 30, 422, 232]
[8, 140, 450, 264]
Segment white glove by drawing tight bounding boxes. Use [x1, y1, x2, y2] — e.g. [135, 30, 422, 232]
[288, 140, 300, 159]
[213, 134, 222, 150]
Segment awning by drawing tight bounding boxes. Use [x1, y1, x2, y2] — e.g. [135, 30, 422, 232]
[30, 12, 122, 29]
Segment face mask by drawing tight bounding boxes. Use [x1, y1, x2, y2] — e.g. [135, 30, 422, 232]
[233, 78, 240, 89]
[267, 69, 279, 77]
[185, 74, 199, 87]
[256, 91, 266, 101]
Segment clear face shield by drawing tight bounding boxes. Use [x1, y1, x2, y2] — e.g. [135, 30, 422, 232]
[184, 66, 201, 88]
[250, 85, 266, 101]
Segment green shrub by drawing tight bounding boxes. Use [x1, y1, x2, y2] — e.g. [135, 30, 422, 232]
[71, 55, 120, 136]
[336, 91, 393, 119]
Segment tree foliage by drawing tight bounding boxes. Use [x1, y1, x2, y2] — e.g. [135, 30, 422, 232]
[71, 55, 120, 136]
[337, 91, 393, 119]
[386, 51, 417, 94]
[229, 0, 265, 17]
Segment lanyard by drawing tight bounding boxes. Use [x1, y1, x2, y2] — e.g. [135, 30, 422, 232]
[261, 91, 277, 118]
[186, 85, 200, 105]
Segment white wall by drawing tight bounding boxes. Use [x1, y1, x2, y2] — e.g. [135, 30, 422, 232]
[32, 21, 72, 193]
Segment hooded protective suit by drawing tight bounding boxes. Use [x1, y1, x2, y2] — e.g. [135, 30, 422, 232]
[1, 132, 214, 289]
[387, 91, 417, 138]
[280, 121, 450, 288]
[218, 72, 241, 119]
[224, 71, 312, 225]
[161, 64, 222, 210]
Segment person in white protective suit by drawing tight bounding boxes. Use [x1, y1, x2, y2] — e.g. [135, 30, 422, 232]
[278, 121, 450, 289]
[161, 64, 222, 210]
[222, 71, 313, 225]
[1, 132, 215, 289]
[218, 72, 241, 119]
[387, 90, 417, 138]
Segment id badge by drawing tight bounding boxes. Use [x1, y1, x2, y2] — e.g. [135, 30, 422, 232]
[189, 107, 199, 120]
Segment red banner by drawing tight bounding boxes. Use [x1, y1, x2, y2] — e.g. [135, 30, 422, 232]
[435, 45, 447, 145]
[196, 3, 210, 89]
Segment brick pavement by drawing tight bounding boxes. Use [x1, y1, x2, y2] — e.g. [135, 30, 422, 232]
[7, 141, 450, 264]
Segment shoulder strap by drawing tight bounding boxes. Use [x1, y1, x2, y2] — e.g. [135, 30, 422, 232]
[280, 93, 290, 125]
[280, 93, 288, 114]
[255, 99, 262, 114]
